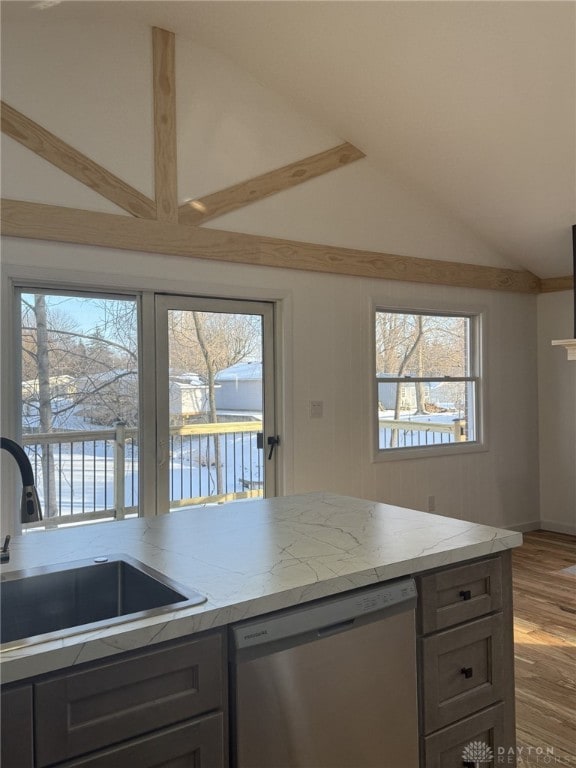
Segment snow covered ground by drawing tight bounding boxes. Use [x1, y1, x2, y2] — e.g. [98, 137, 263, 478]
[25, 431, 263, 520]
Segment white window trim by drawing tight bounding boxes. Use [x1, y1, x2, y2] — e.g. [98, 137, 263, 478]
[370, 300, 488, 462]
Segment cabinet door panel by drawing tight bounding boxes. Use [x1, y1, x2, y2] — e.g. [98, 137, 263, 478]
[60, 713, 224, 768]
[1, 685, 34, 768]
[35, 633, 223, 767]
[418, 558, 503, 633]
[422, 703, 505, 768]
[421, 614, 504, 734]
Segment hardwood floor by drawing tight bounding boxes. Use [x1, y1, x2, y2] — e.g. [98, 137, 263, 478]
[512, 530, 576, 767]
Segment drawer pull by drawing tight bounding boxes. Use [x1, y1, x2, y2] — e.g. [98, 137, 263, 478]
[459, 589, 472, 601]
[460, 666, 474, 679]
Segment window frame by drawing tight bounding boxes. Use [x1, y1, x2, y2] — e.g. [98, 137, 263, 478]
[371, 303, 486, 462]
[154, 293, 277, 515]
[1, 266, 290, 537]
[5, 277, 283, 532]
[13, 284, 146, 527]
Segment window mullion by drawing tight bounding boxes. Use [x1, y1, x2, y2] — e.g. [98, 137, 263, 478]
[138, 292, 157, 518]
[376, 377, 474, 384]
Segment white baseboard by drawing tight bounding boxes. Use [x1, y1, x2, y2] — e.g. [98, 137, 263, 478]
[502, 520, 541, 533]
[502, 519, 576, 535]
[538, 520, 576, 536]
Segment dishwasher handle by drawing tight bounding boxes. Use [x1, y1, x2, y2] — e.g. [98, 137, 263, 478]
[317, 618, 355, 638]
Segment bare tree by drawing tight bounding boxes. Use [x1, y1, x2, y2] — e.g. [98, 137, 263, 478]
[192, 312, 223, 495]
[168, 311, 260, 381]
[22, 298, 139, 429]
[376, 311, 470, 447]
[33, 295, 58, 517]
[20, 294, 139, 517]
[390, 315, 424, 447]
[168, 310, 261, 497]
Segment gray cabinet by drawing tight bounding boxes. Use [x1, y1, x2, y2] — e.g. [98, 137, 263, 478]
[417, 552, 516, 768]
[58, 714, 224, 768]
[422, 703, 506, 768]
[1, 684, 34, 768]
[1, 630, 226, 768]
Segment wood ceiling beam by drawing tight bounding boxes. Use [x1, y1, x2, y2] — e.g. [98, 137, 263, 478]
[539, 276, 573, 293]
[178, 142, 366, 225]
[152, 28, 178, 223]
[1, 200, 541, 294]
[0, 101, 156, 219]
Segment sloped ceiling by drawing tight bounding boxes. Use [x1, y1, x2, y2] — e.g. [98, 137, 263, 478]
[3, 0, 575, 278]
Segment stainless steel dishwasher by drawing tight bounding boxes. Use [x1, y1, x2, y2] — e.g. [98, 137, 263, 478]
[231, 578, 419, 768]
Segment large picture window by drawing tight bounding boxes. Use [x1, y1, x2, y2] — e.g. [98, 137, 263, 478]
[374, 309, 481, 454]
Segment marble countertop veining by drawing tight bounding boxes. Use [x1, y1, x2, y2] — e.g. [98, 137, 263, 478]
[0, 492, 522, 683]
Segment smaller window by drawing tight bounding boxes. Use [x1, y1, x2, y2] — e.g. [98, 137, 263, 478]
[374, 309, 481, 454]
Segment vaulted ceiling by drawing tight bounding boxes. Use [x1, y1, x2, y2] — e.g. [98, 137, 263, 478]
[3, 0, 575, 278]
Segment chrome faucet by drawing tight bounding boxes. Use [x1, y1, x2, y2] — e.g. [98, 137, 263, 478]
[1, 437, 43, 523]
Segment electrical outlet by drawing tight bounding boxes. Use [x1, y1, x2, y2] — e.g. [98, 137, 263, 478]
[310, 400, 323, 418]
[427, 495, 436, 512]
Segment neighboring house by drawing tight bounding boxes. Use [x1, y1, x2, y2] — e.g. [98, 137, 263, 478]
[22, 398, 94, 433]
[215, 362, 262, 413]
[72, 370, 139, 426]
[377, 374, 417, 411]
[427, 381, 462, 411]
[22, 375, 76, 400]
[169, 374, 209, 423]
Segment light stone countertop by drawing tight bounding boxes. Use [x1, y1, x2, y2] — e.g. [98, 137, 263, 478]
[0, 492, 522, 684]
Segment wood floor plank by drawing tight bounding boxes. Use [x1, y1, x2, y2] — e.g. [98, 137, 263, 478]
[512, 531, 576, 767]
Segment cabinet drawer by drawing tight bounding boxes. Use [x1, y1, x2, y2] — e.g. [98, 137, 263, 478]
[35, 632, 223, 767]
[421, 614, 504, 734]
[418, 558, 503, 634]
[57, 712, 224, 768]
[1, 685, 34, 768]
[422, 703, 505, 768]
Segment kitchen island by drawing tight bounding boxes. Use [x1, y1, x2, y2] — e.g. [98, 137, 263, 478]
[0, 492, 522, 767]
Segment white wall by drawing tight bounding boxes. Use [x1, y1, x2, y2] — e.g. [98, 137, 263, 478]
[1, 16, 540, 532]
[2, 239, 540, 533]
[538, 291, 576, 534]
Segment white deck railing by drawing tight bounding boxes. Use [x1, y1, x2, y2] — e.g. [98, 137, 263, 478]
[22, 421, 263, 529]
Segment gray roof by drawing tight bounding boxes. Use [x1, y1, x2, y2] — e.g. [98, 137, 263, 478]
[216, 361, 262, 382]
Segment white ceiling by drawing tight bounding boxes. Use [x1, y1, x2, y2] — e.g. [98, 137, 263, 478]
[4, 0, 575, 278]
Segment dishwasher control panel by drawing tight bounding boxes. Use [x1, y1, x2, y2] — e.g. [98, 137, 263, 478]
[355, 579, 416, 613]
[233, 577, 417, 650]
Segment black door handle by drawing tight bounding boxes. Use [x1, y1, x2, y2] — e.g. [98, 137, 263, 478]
[460, 590, 472, 601]
[267, 435, 280, 460]
[461, 667, 474, 679]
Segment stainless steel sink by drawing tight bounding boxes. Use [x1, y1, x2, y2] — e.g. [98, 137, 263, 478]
[0, 554, 206, 649]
